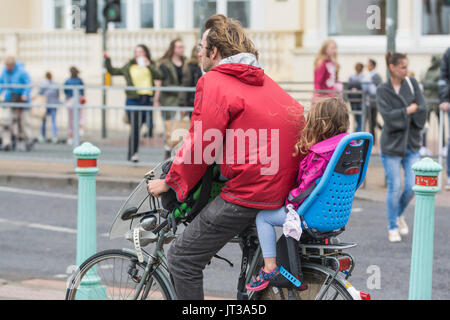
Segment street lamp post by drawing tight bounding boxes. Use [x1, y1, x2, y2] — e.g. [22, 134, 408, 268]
[102, 20, 107, 139]
[386, 0, 398, 79]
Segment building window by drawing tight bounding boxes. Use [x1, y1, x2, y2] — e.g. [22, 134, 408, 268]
[422, 0, 450, 35]
[193, 0, 217, 28]
[227, 0, 250, 28]
[141, 0, 154, 28]
[328, 0, 386, 36]
[161, 0, 174, 28]
[54, 0, 66, 29]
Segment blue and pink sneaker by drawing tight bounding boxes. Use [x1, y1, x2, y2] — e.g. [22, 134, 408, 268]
[246, 266, 280, 291]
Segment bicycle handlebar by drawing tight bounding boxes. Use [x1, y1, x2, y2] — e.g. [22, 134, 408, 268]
[152, 219, 168, 234]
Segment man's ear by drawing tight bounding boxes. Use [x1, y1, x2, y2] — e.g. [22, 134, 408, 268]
[212, 47, 220, 61]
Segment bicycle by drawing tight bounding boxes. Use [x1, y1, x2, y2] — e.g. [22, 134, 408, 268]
[66, 133, 373, 300]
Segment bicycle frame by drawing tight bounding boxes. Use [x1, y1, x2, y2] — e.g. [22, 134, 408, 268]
[122, 223, 358, 300]
[122, 226, 176, 300]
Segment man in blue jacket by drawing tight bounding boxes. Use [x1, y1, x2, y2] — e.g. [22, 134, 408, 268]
[0, 56, 33, 151]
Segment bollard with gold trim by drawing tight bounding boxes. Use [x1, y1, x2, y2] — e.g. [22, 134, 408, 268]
[408, 157, 442, 300]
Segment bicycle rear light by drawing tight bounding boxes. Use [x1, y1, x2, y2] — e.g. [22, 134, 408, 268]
[344, 167, 360, 175]
[333, 257, 351, 271]
[338, 257, 351, 271]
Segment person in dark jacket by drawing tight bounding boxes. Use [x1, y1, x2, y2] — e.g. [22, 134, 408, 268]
[376, 52, 427, 243]
[104, 44, 162, 162]
[362, 59, 383, 145]
[438, 47, 450, 190]
[421, 54, 442, 156]
[157, 38, 186, 159]
[347, 62, 365, 132]
[178, 45, 203, 119]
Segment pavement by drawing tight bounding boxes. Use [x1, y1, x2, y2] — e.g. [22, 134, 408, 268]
[0, 141, 449, 300]
[1, 141, 448, 206]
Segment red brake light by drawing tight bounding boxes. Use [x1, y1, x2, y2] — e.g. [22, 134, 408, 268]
[360, 292, 371, 300]
[333, 257, 351, 271]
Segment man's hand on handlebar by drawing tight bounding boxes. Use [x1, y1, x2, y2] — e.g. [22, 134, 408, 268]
[147, 179, 170, 197]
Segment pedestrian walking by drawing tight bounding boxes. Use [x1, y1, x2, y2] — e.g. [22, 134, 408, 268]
[313, 39, 340, 101]
[64, 66, 85, 145]
[178, 44, 203, 119]
[147, 14, 305, 300]
[362, 59, 383, 146]
[376, 52, 427, 243]
[156, 38, 186, 159]
[438, 47, 450, 190]
[104, 44, 162, 162]
[347, 62, 365, 132]
[0, 56, 33, 151]
[37, 72, 60, 144]
[420, 55, 442, 157]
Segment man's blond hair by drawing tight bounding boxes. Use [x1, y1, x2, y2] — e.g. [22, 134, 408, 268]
[204, 14, 259, 60]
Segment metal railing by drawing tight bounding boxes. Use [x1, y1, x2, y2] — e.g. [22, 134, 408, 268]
[0, 82, 447, 173]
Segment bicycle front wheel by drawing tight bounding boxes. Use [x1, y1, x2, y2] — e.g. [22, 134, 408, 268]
[258, 266, 354, 300]
[65, 249, 173, 300]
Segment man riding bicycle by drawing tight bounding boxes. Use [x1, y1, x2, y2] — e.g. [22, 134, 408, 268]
[147, 14, 305, 300]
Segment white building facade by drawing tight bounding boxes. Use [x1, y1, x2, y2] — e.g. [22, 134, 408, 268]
[0, 0, 448, 135]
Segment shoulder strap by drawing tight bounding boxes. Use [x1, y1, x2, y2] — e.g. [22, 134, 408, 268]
[405, 77, 415, 96]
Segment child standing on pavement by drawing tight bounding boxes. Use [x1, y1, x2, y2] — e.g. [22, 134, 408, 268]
[246, 97, 350, 292]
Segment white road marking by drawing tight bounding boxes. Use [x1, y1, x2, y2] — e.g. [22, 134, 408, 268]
[352, 207, 363, 213]
[0, 218, 108, 237]
[0, 185, 126, 201]
[0, 218, 76, 234]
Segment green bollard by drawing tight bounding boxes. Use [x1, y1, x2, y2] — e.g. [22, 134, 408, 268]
[408, 157, 442, 300]
[73, 142, 106, 300]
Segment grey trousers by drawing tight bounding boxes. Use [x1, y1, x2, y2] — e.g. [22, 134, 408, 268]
[166, 196, 260, 300]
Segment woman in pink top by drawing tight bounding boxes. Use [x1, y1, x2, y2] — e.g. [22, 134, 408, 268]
[313, 40, 341, 101]
[246, 97, 350, 292]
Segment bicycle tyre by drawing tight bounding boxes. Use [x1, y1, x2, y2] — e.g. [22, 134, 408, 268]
[256, 266, 354, 300]
[65, 249, 173, 300]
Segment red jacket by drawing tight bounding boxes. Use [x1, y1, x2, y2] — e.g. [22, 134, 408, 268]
[314, 59, 338, 100]
[165, 62, 305, 210]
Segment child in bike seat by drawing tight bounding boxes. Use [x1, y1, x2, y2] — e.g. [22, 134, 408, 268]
[246, 97, 350, 292]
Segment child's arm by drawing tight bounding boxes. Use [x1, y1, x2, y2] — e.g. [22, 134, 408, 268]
[285, 154, 328, 210]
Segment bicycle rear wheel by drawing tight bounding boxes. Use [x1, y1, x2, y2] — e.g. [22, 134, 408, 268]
[257, 266, 353, 300]
[65, 249, 173, 300]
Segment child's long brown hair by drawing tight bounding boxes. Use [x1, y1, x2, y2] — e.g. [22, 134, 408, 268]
[295, 97, 350, 156]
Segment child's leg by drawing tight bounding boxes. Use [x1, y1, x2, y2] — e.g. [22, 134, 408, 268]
[255, 207, 287, 271]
